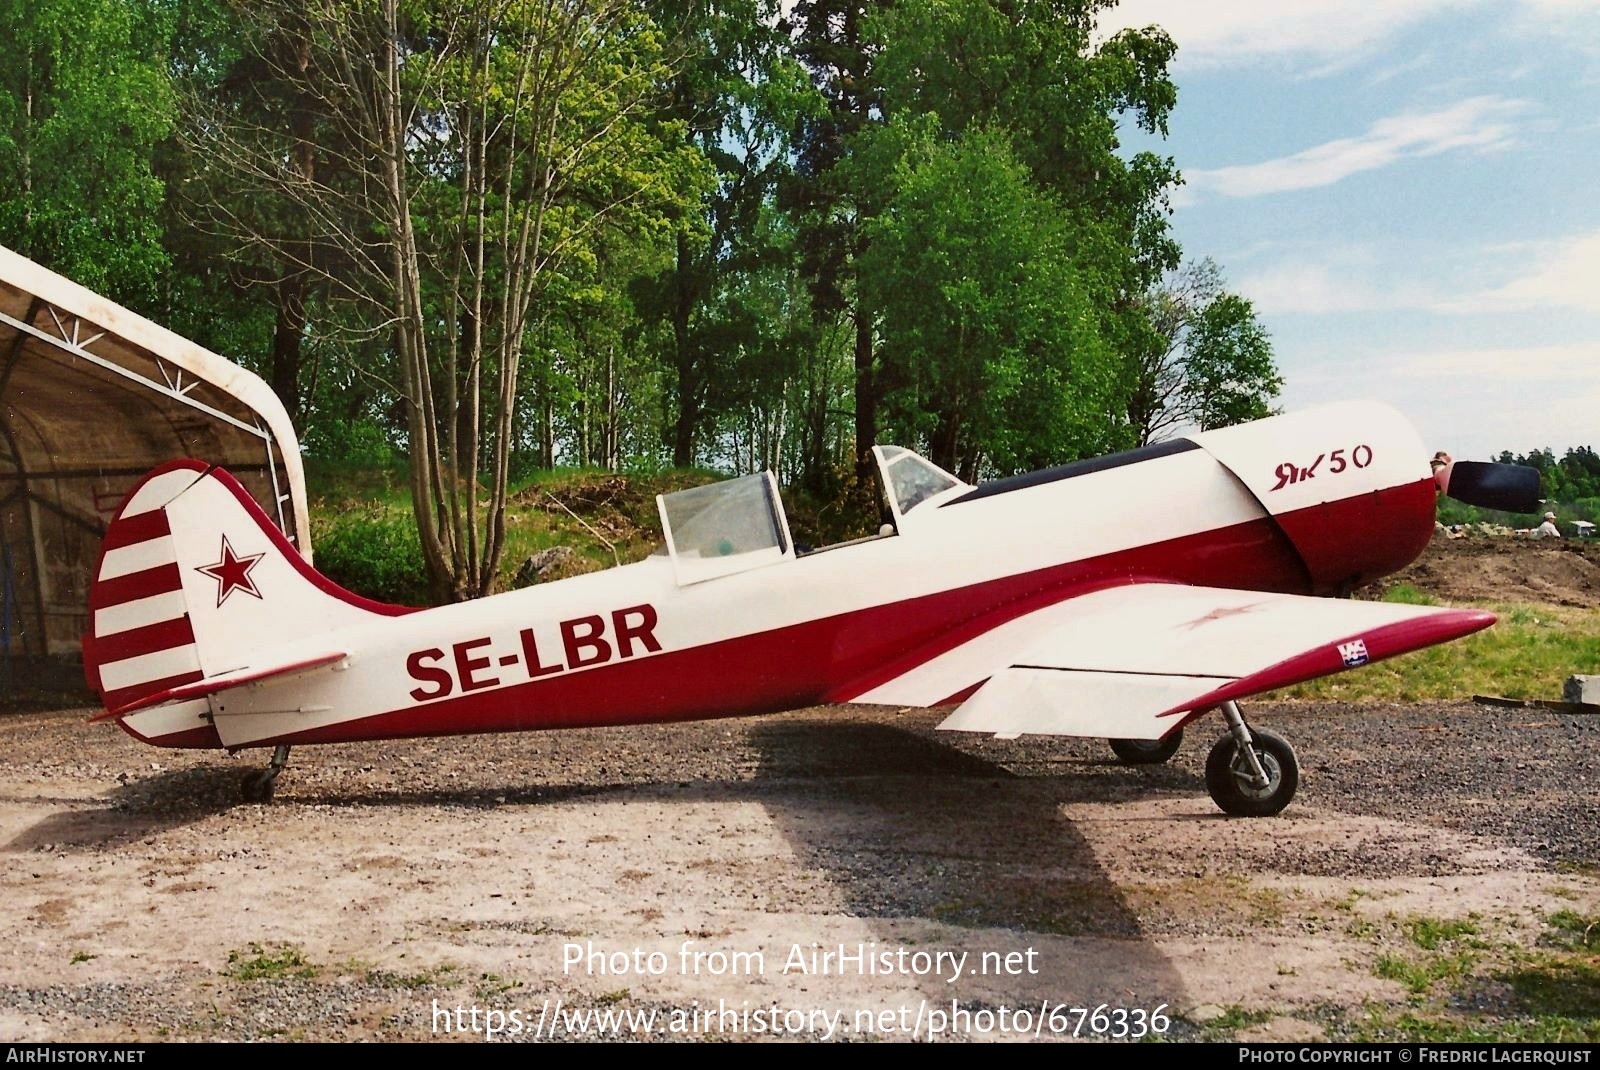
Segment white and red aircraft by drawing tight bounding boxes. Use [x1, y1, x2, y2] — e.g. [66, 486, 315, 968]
[83, 401, 1538, 814]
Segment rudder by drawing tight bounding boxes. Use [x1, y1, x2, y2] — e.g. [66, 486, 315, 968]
[86, 460, 409, 718]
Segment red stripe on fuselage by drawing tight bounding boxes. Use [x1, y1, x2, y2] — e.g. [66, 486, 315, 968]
[132, 477, 1441, 751]
[217, 512, 1307, 749]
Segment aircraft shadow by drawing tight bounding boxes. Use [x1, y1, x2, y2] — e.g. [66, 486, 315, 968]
[742, 718, 1174, 936]
[738, 715, 1192, 1009]
[4, 764, 245, 851]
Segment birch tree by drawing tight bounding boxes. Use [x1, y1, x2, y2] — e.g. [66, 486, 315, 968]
[184, 0, 706, 600]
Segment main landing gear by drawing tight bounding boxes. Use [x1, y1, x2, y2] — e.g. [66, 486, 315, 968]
[1204, 701, 1298, 817]
[241, 745, 291, 804]
[1107, 701, 1300, 816]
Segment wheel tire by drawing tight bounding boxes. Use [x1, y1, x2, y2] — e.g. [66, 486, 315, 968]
[241, 770, 276, 804]
[1110, 728, 1183, 765]
[1205, 728, 1298, 817]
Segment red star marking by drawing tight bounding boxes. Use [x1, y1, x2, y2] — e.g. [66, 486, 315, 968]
[1180, 603, 1262, 630]
[196, 535, 266, 607]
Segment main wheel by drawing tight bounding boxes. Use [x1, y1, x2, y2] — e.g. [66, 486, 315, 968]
[1204, 728, 1298, 817]
[1109, 728, 1183, 765]
[241, 770, 277, 804]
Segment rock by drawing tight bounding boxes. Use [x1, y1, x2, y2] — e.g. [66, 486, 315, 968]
[1188, 1003, 1227, 1023]
[1563, 675, 1600, 706]
[514, 546, 586, 586]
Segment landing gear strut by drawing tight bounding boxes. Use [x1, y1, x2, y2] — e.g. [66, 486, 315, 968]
[1204, 702, 1298, 817]
[241, 745, 291, 804]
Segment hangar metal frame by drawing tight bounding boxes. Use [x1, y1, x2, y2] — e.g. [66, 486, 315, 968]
[0, 244, 307, 674]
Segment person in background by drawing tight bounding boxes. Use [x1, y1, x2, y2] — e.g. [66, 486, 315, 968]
[1537, 511, 1562, 538]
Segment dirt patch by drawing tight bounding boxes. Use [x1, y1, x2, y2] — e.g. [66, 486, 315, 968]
[1, 701, 1595, 1042]
[1375, 535, 1600, 608]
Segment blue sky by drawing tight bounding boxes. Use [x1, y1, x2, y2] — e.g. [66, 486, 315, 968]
[1099, 0, 1600, 461]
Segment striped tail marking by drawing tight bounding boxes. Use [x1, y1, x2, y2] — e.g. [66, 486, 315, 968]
[85, 498, 204, 714]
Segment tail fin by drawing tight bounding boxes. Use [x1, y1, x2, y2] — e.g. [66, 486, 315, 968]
[85, 460, 411, 717]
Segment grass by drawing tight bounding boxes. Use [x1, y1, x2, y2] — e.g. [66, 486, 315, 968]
[1501, 954, 1600, 1019]
[1543, 910, 1600, 951]
[1383, 583, 1439, 606]
[224, 943, 320, 982]
[1372, 914, 1488, 999]
[365, 962, 456, 990]
[1375, 950, 1479, 997]
[1351, 1007, 1599, 1043]
[1350, 911, 1600, 1041]
[1283, 593, 1600, 702]
[1406, 916, 1484, 951]
[306, 466, 725, 603]
[1191, 1005, 1274, 1036]
[474, 972, 524, 1000]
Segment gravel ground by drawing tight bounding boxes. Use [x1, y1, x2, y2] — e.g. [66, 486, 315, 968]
[1, 700, 1597, 1042]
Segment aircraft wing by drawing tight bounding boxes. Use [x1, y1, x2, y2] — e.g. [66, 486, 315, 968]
[837, 584, 1493, 740]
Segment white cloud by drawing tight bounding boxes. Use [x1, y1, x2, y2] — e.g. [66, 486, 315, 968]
[1364, 52, 1435, 86]
[1459, 230, 1600, 314]
[1185, 96, 1530, 199]
[1097, 0, 1596, 66]
[1235, 264, 1411, 315]
[1096, 0, 1474, 65]
[1281, 341, 1600, 458]
[1226, 228, 1600, 319]
[1381, 342, 1600, 379]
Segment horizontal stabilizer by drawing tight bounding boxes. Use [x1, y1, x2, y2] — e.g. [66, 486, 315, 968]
[91, 651, 350, 720]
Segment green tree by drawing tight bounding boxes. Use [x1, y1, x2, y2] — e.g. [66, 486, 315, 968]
[1129, 259, 1281, 443]
[1184, 292, 1279, 431]
[862, 123, 1115, 478]
[787, 0, 1184, 475]
[781, 0, 891, 479]
[870, 0, 1182, 357]
[0, 0, 174, 303]
[639, 0, 815, 468]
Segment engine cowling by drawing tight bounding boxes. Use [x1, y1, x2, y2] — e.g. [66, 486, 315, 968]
[1187, 402, 1441, 594]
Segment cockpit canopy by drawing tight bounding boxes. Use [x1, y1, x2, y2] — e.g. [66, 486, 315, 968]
[873, 445, 971, 525]
[653, 447, 967, 586]
[656, 472, 792, 585]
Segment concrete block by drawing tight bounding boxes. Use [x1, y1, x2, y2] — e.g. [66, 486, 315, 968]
[1563, 675, 1600, 705]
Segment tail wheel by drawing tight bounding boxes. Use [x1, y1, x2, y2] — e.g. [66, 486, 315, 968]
[1109, 728, 1183, 765]
[241, 769, 277, 803]
[1205, 727, 1298, 817]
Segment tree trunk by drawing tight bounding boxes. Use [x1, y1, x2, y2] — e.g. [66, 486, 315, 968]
[672, 230, 696, 467]
[853, 307, 875, 480]
[269, 274, 304, 422]
[930, 409, 959, 474]
[268, 9, 317, 426]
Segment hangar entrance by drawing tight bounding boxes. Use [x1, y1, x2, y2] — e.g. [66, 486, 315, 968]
[0, 245, 307, 692]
